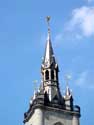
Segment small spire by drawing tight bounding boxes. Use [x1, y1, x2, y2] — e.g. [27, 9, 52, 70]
[66, 86, 71, 96]
[33, 90, 36, 100]
[65, 75, 71, 97]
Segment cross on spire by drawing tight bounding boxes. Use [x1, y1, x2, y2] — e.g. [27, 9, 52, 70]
[46, 16, 51, 33]
[65, 75, 71, 87]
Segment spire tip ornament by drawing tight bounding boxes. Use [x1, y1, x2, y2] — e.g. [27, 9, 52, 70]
[46, 16, 51, 34]
[46, 16, 51, 23]
[65, 74, 71, 87]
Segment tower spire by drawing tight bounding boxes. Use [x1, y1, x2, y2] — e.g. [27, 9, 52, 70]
[42, 16, 55, 67]
[41, 16, 60, 102]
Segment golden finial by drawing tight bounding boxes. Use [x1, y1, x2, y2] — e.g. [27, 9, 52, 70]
[46, 16, 50, 24]
[46, 16, 51, 33]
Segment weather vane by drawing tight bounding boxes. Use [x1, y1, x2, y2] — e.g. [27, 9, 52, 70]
[32, 80, 38, 91]
[46, 16, 51, 32]
[65, 74, 71, 87]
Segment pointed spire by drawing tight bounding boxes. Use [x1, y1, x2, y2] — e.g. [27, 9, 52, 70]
[64, 75, 74, 110]
[64, 75, 72, 99]
[42, 16, 56, 67]
[41, 17, 60, 102]
[65, 85, 71, 97]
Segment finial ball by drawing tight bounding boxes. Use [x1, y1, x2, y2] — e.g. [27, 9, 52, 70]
[46, 16, 51, 22]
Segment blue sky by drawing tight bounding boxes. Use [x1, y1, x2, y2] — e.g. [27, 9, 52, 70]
[0, 0, 94, 125]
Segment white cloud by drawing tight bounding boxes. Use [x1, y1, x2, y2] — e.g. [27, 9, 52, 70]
[66, 6, 94, 37]
[87, 0, 94, 3]
[75, 71, 94, 89]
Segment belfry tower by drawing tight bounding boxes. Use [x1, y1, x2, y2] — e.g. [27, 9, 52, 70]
[23, 17, 80, 125]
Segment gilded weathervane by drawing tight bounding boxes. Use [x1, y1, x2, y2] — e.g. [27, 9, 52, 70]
[46, 16, 51, 33]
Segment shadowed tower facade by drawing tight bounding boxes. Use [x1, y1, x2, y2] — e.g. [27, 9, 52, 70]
[23, 17, 81, 125]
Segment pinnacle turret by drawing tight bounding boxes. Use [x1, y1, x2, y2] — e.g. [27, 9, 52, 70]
[64, 85, 72, 99]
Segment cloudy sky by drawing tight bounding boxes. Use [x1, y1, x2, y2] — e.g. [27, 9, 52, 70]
[0, 0, 94, 125]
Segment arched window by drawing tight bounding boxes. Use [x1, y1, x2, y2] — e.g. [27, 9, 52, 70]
[45, 70, 49, 80]
[54, 122, 64, 125]
[51, 70, 54, 80]
[56, 69, 58, 80]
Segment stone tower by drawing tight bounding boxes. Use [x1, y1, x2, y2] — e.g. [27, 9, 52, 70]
[23, 17, 81, 125]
